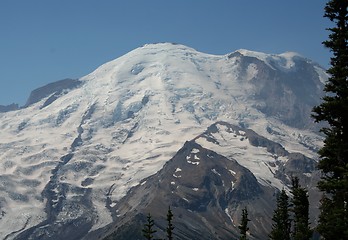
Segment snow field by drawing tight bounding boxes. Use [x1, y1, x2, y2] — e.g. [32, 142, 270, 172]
[0, 43, 325, 236]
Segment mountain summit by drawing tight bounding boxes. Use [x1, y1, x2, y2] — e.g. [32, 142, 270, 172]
[0, 43, 326, 239]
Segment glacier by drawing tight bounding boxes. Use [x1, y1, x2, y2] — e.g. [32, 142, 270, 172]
[0, 43, 327, 239]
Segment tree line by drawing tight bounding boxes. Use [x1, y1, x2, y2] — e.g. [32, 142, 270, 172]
[238, 1, 348, 239]
[268, 177, 311, 240]
[237, 178, 312, 240]
[141, 177, 311, 240]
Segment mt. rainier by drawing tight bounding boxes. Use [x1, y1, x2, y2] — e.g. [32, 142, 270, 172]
[0, 43, 326, 239]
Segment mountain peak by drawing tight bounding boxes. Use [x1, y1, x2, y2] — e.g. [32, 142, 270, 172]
[0, 43, 325, 239]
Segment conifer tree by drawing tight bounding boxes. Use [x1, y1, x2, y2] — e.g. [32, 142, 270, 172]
[269, 189, 291, 240]
[166, 206, 174, 240]
[290, 177, 312, 240]
[312, 1, 348, 238]
[238, 206, 250, 240]
[142, 213, 156, 240]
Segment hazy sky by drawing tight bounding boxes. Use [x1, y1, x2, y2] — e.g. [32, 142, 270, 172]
[0, 0, 330, 105]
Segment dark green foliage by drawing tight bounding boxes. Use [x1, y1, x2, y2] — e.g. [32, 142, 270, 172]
[317, 195, 345, 239]
[269, 189, 291, 240]
[312, 0, 348, 239]
[238, 206, 250, 240]
[142, 213, 157, 240]
[166, 206, 174, 240]
[290, 177, 312, 240]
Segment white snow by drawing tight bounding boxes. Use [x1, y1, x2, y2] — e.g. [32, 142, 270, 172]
[236, 49, 304, 71]
[229, 170, 236, 175]
[0, 42, 324, 237]
[225, 208, 234, 224]
[314, 65, 329, 84]
[191, 148, 200, 154]
[211, 168, 221, 176]
[187, 160, 200, 165]
[195, 123, 293, 190]
[140, 180, 147, 185]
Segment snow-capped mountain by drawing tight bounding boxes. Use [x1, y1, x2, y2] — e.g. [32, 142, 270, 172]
[100, 122, 320, 240]
[0, 43, 326, 239]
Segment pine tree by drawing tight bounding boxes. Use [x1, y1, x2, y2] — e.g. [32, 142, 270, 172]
[290, 177, 312, 240]
[269, 189, 291, 240]
[142, 213, 156, 240]
[238, 206, 250, 240]
[312, 1, 348, 239]
[166, 206, 174, 240]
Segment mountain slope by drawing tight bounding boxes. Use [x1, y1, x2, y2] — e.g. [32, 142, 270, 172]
[98, 122, 320, 240]
[0, 43, 326, 239]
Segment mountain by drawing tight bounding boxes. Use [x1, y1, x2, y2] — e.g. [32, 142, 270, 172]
[24, 78, 82, 108]
[0, 43, 327, 239]
[0, 103, 19, 113]
[99, 122, 320, 240]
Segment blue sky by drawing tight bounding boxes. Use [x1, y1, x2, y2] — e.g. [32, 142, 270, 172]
[0, 0, 330, 105]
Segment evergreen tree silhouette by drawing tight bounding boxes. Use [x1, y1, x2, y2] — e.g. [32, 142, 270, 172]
[142, 213, 156, 240]
[166, 206, 174, 240]
[269, 189, 291, 240]
[290, 177, 312, 240]
[238, 206, 250, 240]
[312, 1, 348, 238]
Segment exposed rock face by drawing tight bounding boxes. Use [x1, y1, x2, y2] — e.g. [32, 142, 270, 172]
[100, 140, 272, 240]
[229, 51, 324, 130]
[0, 103, 19, 112]
[24, 78, 82, 107]
[0, 43, 325, 239]
[98, 122, 320, 240]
